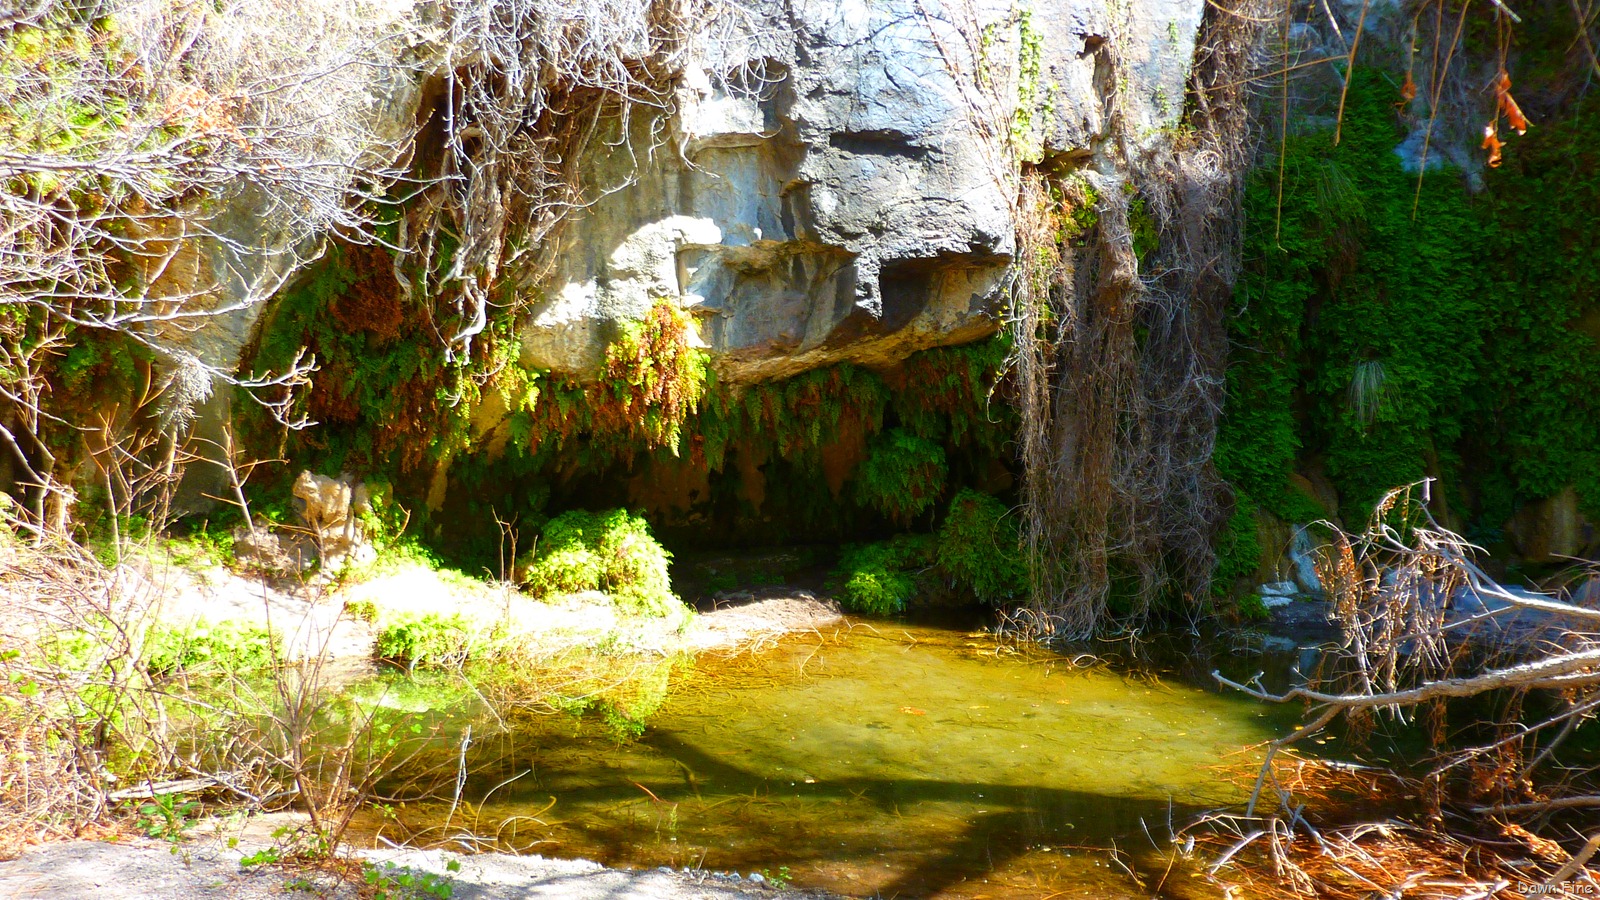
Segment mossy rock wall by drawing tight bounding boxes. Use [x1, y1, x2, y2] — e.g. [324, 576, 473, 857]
[237, 255, 1018, 571]
[1216, 66, 1600, 583]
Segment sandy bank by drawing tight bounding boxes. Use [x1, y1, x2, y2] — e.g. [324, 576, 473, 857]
[0, 833, 839, 899]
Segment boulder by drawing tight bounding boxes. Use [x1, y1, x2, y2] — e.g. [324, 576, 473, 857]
[291, 472, 376, 571]
[1505, 486, 1596, 564]
[231, 525, 314, 576]
[1288, 525, 1325, 597]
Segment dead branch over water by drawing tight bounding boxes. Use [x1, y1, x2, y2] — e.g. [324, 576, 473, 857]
[1209, 482, 1600, 896]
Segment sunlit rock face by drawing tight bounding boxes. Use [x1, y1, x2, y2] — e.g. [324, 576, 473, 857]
[522, 0, 1206, 382]
[138, 0, 1208, 388]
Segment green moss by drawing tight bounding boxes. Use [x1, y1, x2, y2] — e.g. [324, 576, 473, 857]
[935, 489, 1027, 604]
[832, 536, 934, 616]
[855, 429, 948, 524]
[520, 509, 681, 617]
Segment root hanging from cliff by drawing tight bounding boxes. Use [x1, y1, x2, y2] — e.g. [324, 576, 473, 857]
[401, 0, 775, 360]
[1010, 0, 1272, 639]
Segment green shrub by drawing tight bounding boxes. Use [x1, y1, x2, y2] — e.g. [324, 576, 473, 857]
[522, 511, 604, 593]
[596, 515, 676, 617]
[855, 429, 948, 523]
[521, 510, 680, 617]
[1236, 592, 1271, 622]
[1211, 490, 1263, 597]
[145, 621, 279, 676]
[374, 613, 475, 670]
[527, 543, 603, 594]
[935, 489, 1027, 604]
[344, 599, 379, 623]
[158, 527, 236, 570]
[833, 535, 935, 616]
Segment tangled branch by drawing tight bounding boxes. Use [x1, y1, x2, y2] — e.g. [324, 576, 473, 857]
[1212, 481, 1600, 890]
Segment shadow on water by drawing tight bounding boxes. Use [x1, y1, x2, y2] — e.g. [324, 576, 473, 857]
[357, 619, 1315, 898]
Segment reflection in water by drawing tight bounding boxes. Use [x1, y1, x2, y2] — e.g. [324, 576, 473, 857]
[359, 623, 1301, 898]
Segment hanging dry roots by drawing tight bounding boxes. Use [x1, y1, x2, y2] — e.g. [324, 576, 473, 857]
[1008, 0, 1270, 639]
[402, 0, 773, 358]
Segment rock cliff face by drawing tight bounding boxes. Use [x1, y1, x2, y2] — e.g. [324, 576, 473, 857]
[134, 0, 1210, 390]
[132, 0, 1210, 511]
[524, 0, 1207, 382]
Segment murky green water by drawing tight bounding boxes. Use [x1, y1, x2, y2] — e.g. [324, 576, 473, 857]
[360, 622, 1300, 898]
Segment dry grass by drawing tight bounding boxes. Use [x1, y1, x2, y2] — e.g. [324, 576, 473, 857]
[0, 520, 436, 860]
[0, 529, 143, 853]
[1192, 752, 1590, 899]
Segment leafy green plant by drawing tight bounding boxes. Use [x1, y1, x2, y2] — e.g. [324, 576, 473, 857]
[519, 509, 681, 617]
[135, 792, 199, 843]
[238, 846, 283, 868]
[936, 489, 1027, 604]
[144, 621, 278, 677]
[596, 299, 709, 451]
[237, 822, 340, 868]
[156, 527, 237, 570]
[344, 599, 380, 623]
[855, 429, 948, 524]
[374, 613, 476, 670]
[599, 702, 648, 741]
[832, 536, 934, 616]
[1236, 592, 1271, 622]
[1219, 69, 1600, 562]
[364, 858, 461, 899]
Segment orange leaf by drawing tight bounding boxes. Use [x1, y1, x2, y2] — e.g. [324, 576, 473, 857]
[1482, 124, 1503, 168]
[1493, 69, 1529, 136]
[1502, 93, 1529, 135]
[899, 706, 926, 716]
[1399, 71, 1417, 104]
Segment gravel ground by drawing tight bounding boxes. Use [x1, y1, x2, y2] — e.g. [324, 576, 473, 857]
[0, 836, 837, 899]
[118, 558, 844, 662]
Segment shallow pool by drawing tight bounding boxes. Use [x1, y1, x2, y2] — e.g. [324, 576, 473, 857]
[361, 622, 1298, 898]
